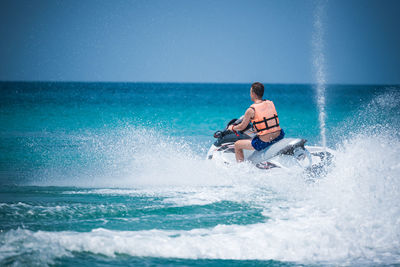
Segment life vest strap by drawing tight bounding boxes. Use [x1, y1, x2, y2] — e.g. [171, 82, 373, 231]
[253, 114, 279, 132]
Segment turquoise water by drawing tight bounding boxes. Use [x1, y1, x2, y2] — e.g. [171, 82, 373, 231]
[0, 82, 400, 266]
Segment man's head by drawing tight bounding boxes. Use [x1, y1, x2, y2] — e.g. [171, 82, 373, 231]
[250, 82, 264, 101]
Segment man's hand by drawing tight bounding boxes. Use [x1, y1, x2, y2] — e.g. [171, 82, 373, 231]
[227, 125, 234, 131]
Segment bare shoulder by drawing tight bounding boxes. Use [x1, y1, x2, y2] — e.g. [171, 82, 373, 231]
[245, 107, 254, 113]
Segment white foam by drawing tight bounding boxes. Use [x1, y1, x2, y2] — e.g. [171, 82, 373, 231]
[3, 132, 400, 265]
[1, 206, 399, 265]
[0, 201, 134, 220]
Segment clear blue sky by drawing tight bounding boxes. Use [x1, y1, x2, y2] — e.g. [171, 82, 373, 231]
[0, 0, 399, 84]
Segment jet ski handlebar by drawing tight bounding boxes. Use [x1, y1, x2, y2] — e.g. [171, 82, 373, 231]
[213, 117, 252, 139]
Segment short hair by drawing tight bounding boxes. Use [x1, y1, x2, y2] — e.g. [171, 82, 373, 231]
[251, 82, 264, 98]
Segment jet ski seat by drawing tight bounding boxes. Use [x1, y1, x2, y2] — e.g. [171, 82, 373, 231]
[248, 138, 307, 162]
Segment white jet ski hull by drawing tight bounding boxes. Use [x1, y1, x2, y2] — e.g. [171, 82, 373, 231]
[207, 138, 334, 171]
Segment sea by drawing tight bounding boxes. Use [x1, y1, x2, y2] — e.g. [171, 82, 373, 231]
[0, 82, 399, 266]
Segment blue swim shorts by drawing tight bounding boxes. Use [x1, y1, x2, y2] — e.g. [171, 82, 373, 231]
[251, 129, 285, 151]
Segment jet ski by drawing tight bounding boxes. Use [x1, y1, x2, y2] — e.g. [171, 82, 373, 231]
[207, 118, 334, 172]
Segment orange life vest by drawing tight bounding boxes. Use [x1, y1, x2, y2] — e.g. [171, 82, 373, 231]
[250, 100, 281, 136]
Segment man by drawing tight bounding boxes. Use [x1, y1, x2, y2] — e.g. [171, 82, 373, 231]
[227, 82, 285, 162]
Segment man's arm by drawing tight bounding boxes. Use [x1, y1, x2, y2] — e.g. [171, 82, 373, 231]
[228, 108, 254, 131]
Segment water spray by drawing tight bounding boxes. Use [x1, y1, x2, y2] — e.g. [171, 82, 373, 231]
[313, 1, 328, 151]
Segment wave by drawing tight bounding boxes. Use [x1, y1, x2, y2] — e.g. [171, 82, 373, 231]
[2, 131, 400, 265]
